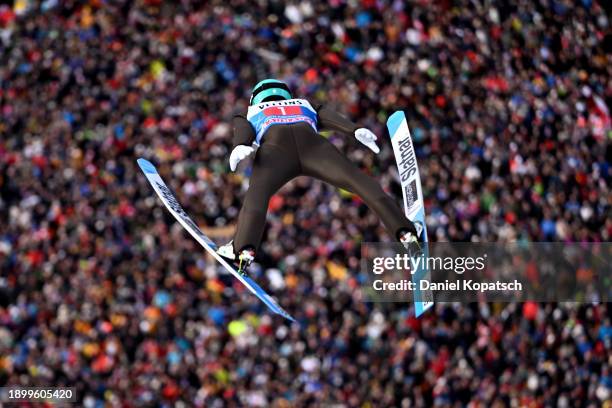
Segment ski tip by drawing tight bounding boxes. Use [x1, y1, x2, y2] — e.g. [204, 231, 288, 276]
[386, 111, 406, 139]
[282, 313, 296, 323]
[137, 158, 157, 174]
[266, 297, 295, 322]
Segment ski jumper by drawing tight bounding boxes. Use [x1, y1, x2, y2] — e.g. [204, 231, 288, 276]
[231, 98, 417, 253]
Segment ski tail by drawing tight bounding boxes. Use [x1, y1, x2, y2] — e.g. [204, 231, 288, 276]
[386, 111, 434, 317]
[136, 158, 295, 322]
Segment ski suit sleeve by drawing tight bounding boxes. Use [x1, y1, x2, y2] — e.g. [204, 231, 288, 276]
[315, 105, 359, 135]
[231, 115, 256, 149]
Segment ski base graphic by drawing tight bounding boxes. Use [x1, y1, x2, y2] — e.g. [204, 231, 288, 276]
[387, 111, 434, 317]
[137, 158, 295, 322]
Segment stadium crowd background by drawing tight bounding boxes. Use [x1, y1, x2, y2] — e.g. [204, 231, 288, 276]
[0, 0, 610, 406]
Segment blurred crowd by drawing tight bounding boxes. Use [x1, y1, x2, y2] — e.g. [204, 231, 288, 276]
[0, 0, 610, 406]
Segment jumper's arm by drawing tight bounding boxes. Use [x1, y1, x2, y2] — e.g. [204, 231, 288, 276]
[315, 105, 359, 135]
[231, 115, 256, 149]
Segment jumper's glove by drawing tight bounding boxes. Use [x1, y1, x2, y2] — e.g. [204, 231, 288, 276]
[354, 128, 380, 154]
[229, 145, 255, 171]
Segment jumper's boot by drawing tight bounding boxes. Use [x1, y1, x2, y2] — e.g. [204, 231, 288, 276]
[216, 241, 255, 276]
[399, 230, 419, 245]
[398, 228, 423, 259]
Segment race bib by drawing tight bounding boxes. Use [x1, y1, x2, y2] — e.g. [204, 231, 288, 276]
[246, 99, 318, 143]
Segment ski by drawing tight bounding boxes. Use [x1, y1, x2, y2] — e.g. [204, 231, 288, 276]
[386, 111, 434, 317]
[136, 158, 295, 322]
